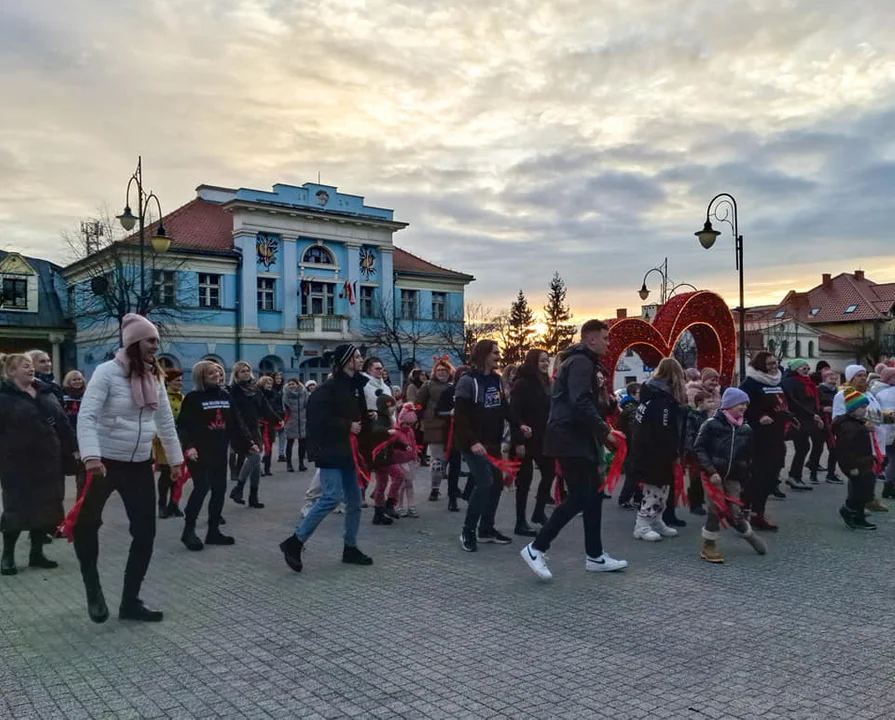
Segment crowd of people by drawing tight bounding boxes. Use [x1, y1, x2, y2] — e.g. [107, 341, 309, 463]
[0, 311, 892, 622]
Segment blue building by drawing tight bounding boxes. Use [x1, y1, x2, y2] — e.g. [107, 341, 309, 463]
[62, 182, 474, 386]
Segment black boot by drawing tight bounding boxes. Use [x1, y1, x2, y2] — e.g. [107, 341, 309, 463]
[384, 499, 400, 519]
[181, 525, 204, 552]
[663, 507, 687, 527]
[167, 502, 184, 518]
[158, 502, 170, 519]
[279, 535, 303, 572]
[28, 537, 58, 569]
[230, 483, 245, 505]
[298, 463, 308, 472]
[287, 463, 295, 473]
[342, 545, 373, 565]
[85, 579, 109, 623]
[0, 550, 15, 576]
[372, 507, 393, 525]
[119, 599, 163, 622]
[205, 524, 235, 546]
[448, 496, 459, 512]
[248, 488, 265, 509]
[428, 488, 440, 501]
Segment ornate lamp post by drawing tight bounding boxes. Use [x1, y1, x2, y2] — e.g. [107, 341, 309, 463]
[638, 257, 698, 304]
[116, 156, 173, 300]
[695, 193, 745, 380]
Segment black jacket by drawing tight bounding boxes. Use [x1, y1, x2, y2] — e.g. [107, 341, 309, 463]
[0, 380, 74, 533]
[781, 371, 819, 425]
[510, 371, 550, 457]
[626, 378, 684, 488]
[178, 387, 253, 457]
[694, 410, 753, 484]
[453, 370, 519, 452]
[305, 371, 369, 468]
[543, 344, 612, 463]
[818, 383, 837, 413]
[229, 381, 281, 447]
[684, 407, 709, 455]
[833, 415, 874, 478]
[740, 374, 789, 473]
[36, 372, 64, 405]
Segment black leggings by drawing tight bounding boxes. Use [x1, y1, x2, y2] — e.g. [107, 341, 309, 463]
[515, 454, 555, 525]
[285, 438, 307, 467]
[184, 448, 229, 529]
[2, 530, 46, 554]
[157, 464, 175, 508]
[73, 459, 156, 604]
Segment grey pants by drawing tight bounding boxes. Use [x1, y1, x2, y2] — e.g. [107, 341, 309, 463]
[236, 450, 261, 490]
[704, 478, 749, 535]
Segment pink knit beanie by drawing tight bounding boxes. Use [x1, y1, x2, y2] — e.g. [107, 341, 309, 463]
[121, 313, 159, 348]
[881, 366, 895, 386]
[397, 403, 418, 425]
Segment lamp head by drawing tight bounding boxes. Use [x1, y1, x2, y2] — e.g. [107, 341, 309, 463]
[638, 283, 649, 301]
[696, 221, 720, 250]
[150, 222, 171, 253]
[117, 205, 137, 232]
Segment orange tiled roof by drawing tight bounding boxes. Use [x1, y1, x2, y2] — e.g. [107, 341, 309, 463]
[773, 272, 895, 325]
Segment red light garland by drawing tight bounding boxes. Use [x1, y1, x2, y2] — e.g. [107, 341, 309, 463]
[604, 291, 737, 391]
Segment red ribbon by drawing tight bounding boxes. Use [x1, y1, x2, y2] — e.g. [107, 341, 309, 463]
[701, 472, 743, 529]
[349, 434, 371, 487]
[871, 432, 885, 476]
[445, 417, 454, 456]
[674, 462, 689, 508]
[490, 455, 521, 487]
[553, 459, 563, 504]
[260, 423, 272, 455]
[171, 464, 192, 504]
[371, 433, 400, 461]
[598, 432, 628, 494]
[57, 471, 93, 542]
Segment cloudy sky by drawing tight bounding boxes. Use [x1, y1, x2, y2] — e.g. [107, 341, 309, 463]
[2, 0, 895, 319]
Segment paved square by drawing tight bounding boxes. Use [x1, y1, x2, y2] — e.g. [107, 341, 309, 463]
[1, 461, 893, 719]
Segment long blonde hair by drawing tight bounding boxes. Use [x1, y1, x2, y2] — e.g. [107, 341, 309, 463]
[653, 357, 687, 405]
[229, 360, 253, 386]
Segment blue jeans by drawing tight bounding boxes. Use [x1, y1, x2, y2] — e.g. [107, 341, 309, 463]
[462, 451, 503, 535]
[294, 465, 362, 547]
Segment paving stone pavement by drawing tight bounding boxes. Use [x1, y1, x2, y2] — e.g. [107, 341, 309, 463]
[2, 458, 895, 719]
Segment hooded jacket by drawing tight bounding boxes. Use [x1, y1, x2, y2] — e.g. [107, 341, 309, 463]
[305, 371, 370, 468]
[510, 369, 551, 457]
[781, 370, 819, 426]
[626, 377, 684, 488]
[833, 414, 874, 478]
[283, 385, 309, 439]
[542, 344, 612, 463]
[694, 409, 753, 484]
[416, 377, 451, 445]
[453, 370, 520, 453]
[229, 380, 281, 447]
[177, 386, 253, 456]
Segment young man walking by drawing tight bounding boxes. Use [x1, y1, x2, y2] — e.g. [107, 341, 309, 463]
[521, 320, 628, 580]
[279, 344, 374, 572]
[455, 340, 530, 552]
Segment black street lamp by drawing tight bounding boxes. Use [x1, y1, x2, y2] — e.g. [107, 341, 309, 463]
[696, 193, 746, 380]
[638, 257, 698, 304]
[117, 156, 173, 300]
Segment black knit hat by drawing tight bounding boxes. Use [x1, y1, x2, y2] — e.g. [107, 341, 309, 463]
[333, 343, 359, 369]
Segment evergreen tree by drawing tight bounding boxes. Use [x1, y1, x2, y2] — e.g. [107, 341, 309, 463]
[539, 272, 576, 355]
[505, 290, 536, 364]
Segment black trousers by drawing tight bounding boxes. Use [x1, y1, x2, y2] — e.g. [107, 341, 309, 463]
[285, 438, 307, 468]
[2, 530, 45, 555]
[846, 471, 876, 516]
[745, 464, 778, 516]
[184, 448, 228, 529]
[515, 454, 554, 525]
[157, 464, 175, 508]
[73, 459, 156, 604]
[532, 457, 604, 559]
[446, 448, 461, 500]
[789, 428, 811, 478]
[461, 450, 504, 535]
[809, 425, 837, 475]
[618, 468, 643, 505]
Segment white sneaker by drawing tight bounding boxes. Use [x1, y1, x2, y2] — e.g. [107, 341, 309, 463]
[652, 519, 679, 538]
[397, 506, 408, 517]
[334, 503, 345, 515]
[520, 543, 552, 580]
[633, 516, 662, 542]
[586, 553, 628, 572]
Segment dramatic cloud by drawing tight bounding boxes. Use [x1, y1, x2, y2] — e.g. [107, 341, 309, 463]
[2, 0, 895, 318]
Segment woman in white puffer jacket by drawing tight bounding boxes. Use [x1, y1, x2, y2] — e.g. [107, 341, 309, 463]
[74, 314, 183, 625]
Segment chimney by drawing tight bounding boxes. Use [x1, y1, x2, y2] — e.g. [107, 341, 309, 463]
[822, 273, 832, 286]
[616, 308, 627, 320]
[855, 270, 865, 281]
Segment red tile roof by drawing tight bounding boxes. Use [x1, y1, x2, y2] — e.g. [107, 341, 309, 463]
[120, 197, 472, 279]
[773, 272, 895, 325]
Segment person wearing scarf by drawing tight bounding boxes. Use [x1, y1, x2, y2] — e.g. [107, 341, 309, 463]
[74, 313, 183, 624]
[694, 387, 767, 563]
[739, 351, 789, 531]
[781, 359, 824, 487]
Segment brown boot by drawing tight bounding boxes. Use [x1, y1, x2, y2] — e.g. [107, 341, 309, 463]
[700, 538, 724, 563]
[866, 498, 889, 513]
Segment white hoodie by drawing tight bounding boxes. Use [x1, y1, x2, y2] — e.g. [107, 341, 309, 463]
[362, 373, 392, 412]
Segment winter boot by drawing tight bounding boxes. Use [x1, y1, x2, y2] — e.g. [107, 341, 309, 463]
[700, 530, 724, 563]
[0, 546, 16, 576]
[205, 525, 235, 545]
[230, 483, 246, 505]
[633, 515, 662, 542]
[28, 537, 58, 569]
[384, 499, 400, 520]
[248, 488, 265, 509]
[652, 516, 679, 538]
[342, 545, 373, 565]
[181, 525, 204, 552]
[428, 488, 440, 501]
[279, 535, 304, 572]
[866, 498, 889, 513]
[372, 507, 393, 525]
[738, 524, 767, 555]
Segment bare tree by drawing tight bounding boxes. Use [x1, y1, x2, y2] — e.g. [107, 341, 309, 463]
[63, 210, 212, 344]
[360, 297, 438, 378]
[435, 300, 498, 364]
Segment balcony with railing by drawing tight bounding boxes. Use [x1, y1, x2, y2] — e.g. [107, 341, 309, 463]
[297, 315, 350, 335]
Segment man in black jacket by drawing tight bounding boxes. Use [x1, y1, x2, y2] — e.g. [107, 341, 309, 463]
[279, 344, 374, 572]
[521, 320, 628, 580]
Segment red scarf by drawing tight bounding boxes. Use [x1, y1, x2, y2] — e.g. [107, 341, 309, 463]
[792, 373, 820, 412]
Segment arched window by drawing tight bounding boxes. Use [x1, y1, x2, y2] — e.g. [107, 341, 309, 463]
[259, 355, 284, 376]
[808, 341, 815, 358]
[157, 355, 180, 371]
[795, 340, 802, 358]
[302, 245, 335, 265]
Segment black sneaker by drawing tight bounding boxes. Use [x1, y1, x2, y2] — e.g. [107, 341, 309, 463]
[826, 474, 844, 485]
[514, 522, 538, 537]
[459, 531, 477, 552]
[342, 545, 373, 566]
[428, 489, 440, 501]
[279, 535, 303, 572]
[855, 517, 878, 531]
[478, 528, 512, 544]
[690, 505, 707, 516]
[839, 505, 857, 530]
[786, 479, 810, 492]
[771, 489, 787, 500]
[618, 501, 637, 510]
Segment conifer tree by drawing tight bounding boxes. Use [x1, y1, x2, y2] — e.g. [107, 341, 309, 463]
[539, 272, 576, 355]
[505, 290, 536, 364]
